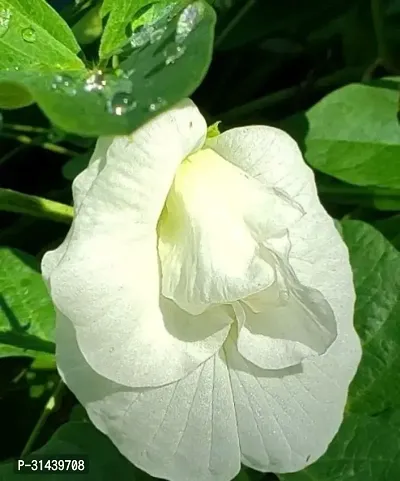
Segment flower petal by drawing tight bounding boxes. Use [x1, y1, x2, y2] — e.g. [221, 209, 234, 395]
[224, 326, 360, 473]
[44, 100, 233, 388]
[58, 307, 360, 478]
[57, 314, 241, 481]
[48, 236, 232, 387]
[207, 127, 356, 369]
[235, 237, 337, 370]
[42, 136, 112, 279]
[158, 148, 303, 315]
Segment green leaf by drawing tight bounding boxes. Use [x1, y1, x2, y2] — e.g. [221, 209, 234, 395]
[0, 0, 84, 109]
[100, 0, 184, 59]
[280, 220, 400, 481]
[0, 0, 82, 69]
[280, 410, 400, 481]
[0, 248, 55, 359]
[2, 1, 216, 136]
[72, 3, 103, 45]
[342, 220, 400, 414]
[288, 79, 400, 190]
[0, 421, 151, 480]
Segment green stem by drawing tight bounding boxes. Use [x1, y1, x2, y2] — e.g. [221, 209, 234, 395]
[371, 0, 386, 62]
[0, 188, 73, 223]
[3, 123, 50, 134]
[214, 0, 256, 49]
[0, 132, 79, 157]
[0, 144, 27, 167]
[21, 379, 64, 457]
[218, 68, 362, 122]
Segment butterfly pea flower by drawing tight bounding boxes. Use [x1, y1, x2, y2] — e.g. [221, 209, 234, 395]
[42, 99, 361, 481]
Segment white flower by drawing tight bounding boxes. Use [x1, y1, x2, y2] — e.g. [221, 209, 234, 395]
[42, 99, 361, 481]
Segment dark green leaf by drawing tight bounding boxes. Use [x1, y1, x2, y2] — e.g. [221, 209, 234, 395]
[0, 248, 55, 359]
[0, 421, 151, 480]
[342, 220, 400, 414]
[62, 154, 90, 181]
[374, 215, 400, 251]
[280, 410, 400, 481]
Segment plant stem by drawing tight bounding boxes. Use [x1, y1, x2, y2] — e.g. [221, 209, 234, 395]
[0, 132, 79, 157]
[0, 144, 27, 167]
[0, 188, 73, 223]
[3, 123, 50, 134]
[21, 379, 64, 457]
[214, 0, 256, 49]
[370, 0, 386, 63]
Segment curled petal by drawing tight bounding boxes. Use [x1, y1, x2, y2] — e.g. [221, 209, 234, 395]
[235, 239, 337, 369]
[158, 148, 303, 314]
[207, 127, 356, 364]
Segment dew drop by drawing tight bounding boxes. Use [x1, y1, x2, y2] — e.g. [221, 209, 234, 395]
[51, 74, 77, 96]
[164, 44, 186, 65]
[107, 92, 137, 116]
[150, 27, 165, 43]
[149, 97, 167, 112]
[84, 70, 107, 92]
[130, 25, 153, 48]
[175, 1, 204, 43]
[22, 27, 36, 43]
[0, 9, 12, 38]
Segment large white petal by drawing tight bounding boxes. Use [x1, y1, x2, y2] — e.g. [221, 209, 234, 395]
[224, 326, 360, 473]
[46, 100, 234, 387]
[48, 235, 232, 388]
[42, 136, 112, 279]
[207, 127, 359, 369]
[57, 315, 241, 481]
[58, 311, 360, 477]
[158, 148, 303, 315]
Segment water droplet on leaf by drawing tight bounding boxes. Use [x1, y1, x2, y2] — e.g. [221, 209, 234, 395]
[107, 92, 137, 116]
[51, 74, 77, 96]
[130, 25, 152, 48]
[164, 44, 186, 65]
[0, 9, 12, 37]
[175, 1, 204, 43]
[84, 70, 107, 92]
[150, 27, 165, 43]
[149, 97, 167, 112]
[21, 27, 36, 43]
